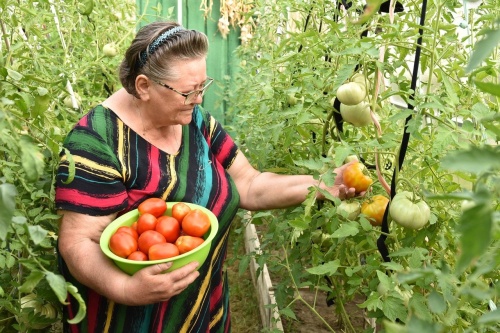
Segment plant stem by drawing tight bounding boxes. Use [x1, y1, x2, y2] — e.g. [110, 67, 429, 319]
[281, 245, 336, 332]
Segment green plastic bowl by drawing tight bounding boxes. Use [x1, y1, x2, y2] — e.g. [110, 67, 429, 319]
[100, 202, 218, 275]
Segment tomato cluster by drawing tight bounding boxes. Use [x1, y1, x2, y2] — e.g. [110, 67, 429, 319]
[108, 200, 211, 261]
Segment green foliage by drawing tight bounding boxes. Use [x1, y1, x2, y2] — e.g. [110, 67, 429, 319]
[0, 0, 136, 330]
[230, 0, 499, 332]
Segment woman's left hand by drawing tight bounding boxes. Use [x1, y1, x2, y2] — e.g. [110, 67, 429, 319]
[322, 162, 362, 200]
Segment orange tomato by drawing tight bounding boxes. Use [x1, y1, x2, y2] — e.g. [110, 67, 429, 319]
[138, 198, 166, 217]
[115, 226, 138, 240]
[361, 195, 390, 226]
[127, 251, 148, 261]
[149, 243, 180, 260]
[171, 202, 192, 225]
[175, 236, 204, 254]
[136, 213, 158, 235]
[155, 216, 181, 243]
[137, 230, 166, 254]
[109, 232, 138, 258]
[342, 162, 373, 193]
[182, 209, 211, 237]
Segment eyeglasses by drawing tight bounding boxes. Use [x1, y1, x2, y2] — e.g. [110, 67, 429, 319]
[154, 77, 214, 105]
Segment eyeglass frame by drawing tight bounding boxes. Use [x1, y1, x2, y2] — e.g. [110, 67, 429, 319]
[153, 77, 214, 105]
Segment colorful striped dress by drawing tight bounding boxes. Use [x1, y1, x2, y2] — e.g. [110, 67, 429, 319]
[55, 105, 241, 332]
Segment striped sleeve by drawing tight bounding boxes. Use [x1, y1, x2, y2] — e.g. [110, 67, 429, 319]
[55, 121, 128, 216]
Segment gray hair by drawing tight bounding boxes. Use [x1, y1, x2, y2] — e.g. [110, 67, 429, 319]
[119, 21, 209, 98]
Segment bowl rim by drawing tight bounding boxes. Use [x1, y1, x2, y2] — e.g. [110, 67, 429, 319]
[99, 202, 219, 265]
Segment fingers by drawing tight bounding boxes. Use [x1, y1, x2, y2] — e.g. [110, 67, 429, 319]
[152, 262, 173, 274]
[337, 184, 357, 200]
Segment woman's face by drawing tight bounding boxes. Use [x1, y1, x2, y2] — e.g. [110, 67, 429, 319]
[147, 57, 208, 126]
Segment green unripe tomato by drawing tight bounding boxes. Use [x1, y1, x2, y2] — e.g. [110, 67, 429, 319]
[389, 191, 430, 230]
[337, 200, 361, 220]
[340, 101, 372, 127]
[103, 43, 118, 57]
[336, 82, 366, 105]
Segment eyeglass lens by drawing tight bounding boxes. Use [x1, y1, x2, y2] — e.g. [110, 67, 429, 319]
[184, 80, 212, 104]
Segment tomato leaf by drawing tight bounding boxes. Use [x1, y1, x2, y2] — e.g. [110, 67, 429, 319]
[18, 270, 44, 293]
[61, 148, 75, 184]
[478, 309, 500, 325]
[440, 146, 500, 174]
[466, 26, 500, 73]
[45, 271, 68, 305]
[330, 222, 359, 238]
[382, 296, 407, 322]
[382, 320, 407, 333]
[427, 291, 446, 314]
[28, 225, 48, 245]
[279, 306, 297, 320]
[66, 283, 87, 324]
[288, 216, 310, 230]
[407, 316, 442, 333]
[473, 80, 500, 98]
[20, 139, 45, 182]
[359, 293, 383, 312]
[293, 158, 323, 171]
[456, 203, 493, 274]
[306, 259, 340, 275]
[0, 183, 17, 240]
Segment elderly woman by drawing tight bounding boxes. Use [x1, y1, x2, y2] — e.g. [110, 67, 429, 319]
[56, 21, 357, 332]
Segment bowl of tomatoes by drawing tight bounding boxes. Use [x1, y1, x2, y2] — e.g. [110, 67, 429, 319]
[99, 200, 218, 275]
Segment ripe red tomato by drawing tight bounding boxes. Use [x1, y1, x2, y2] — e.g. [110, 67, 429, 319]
[175, 235, 204, 254]
[182, 209, 211, 237]
[138, 198, 166, 217]
[361, 195, 390, 226]
[171, 202, 192, 225]
[149, 243, 180, 260]
[155, 216, 181, 243]
[342, 162, 373, 193]
[136, 213, 158, 235]
[109, 232, 138, 258]
[127, 251, 148, 261]
[115, 226, 138, 240]
[131, 221, 138, 231]
[137, 230, 166, 254]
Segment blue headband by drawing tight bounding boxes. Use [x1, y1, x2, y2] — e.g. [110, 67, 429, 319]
[138, 26, 184, 68]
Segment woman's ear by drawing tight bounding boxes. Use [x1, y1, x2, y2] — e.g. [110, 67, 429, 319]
[135, 74, 151, 101]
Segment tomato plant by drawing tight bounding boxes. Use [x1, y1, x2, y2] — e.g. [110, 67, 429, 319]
[229, 1, 499, 331]
[155, 216, 181, 243]
[138, 198, 167, 217]
[137, 230, 166, 255]
[175, 236, 205, 254]
[182, 209, 211, 237]
[171, 202, 192, 225]
[109, 232, 138, 258]
[342, 162, 373, 193]
[149, 243, 180, 260]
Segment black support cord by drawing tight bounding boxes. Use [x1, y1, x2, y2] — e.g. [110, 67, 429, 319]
[377, 0, 428, 263]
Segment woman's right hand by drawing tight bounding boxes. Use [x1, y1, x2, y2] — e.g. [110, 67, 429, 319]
[121, 261, 200, 305]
